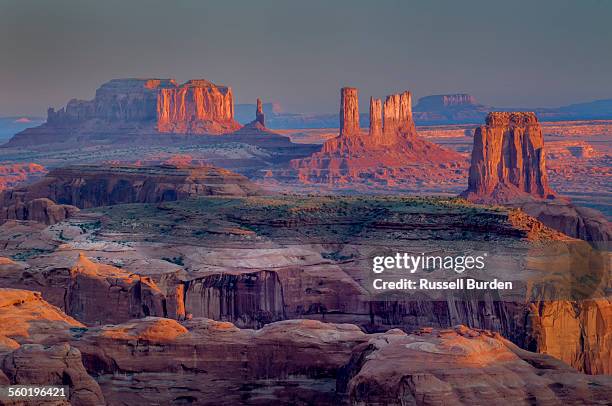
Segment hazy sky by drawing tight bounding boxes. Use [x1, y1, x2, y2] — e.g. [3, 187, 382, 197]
[1, 0, 611, 116]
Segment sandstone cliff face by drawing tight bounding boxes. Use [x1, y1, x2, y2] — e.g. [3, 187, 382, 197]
[339, 87, 360, 136]
[157, 79, 241, 134]
[510, 200, 611, 248]
[462, 112, 555, 203]
[1, 344, 105, 405]
[0, 197, 78, 225]
[67, 254, 167, 325]
[291, 87, 466, 185]
[0, 164, 260, 219]
[0, 289, 105, 405]
[2, 290, 610, 406]
[339, 326, 612, 405]
[47, 79, 176, 124]
[369, 97, 383, 140]
[40, 78, 241, 136]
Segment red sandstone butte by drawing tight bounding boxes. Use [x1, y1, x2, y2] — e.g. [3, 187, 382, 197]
[157, 79, 241, 134]
[291, 87, 466, 185]
[462, 112, 555, 203]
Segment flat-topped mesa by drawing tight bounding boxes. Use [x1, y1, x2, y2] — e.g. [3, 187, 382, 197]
[47, 79, 177, 124]
[255, 98, 265, 127]
[157, 79, 241, 134]
[462, 112, 555, 203]
[339, 87, 360, 136]
[417, 93, 478, 109]
[369, 97, 383, 140]
[44, 78, 241, 135]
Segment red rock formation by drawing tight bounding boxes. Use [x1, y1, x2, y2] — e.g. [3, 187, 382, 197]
[462, 112, 556, 203]
[67, 253, 169, 325]
[0, 197, 78, 225]
[382, 91, 415, 140]
[8, 78, 243, 148]
[3, 289, 610, 406]
[47, 78, 176, 124]
[291, 87, 467, 185]
[1, 344, 105, 405]
[0, 163, 47, 192]
[157, 79, 241, 134]
[511, 200, 611, 248]
[339, 326, 612, 405]
[340, 87, 360, 136]
[256, 98, 265, 126]
[369, 97, 382, 140]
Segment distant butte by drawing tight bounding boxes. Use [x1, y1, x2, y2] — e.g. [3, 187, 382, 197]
[461, 112, 555, 203]
[289, 87, 467, 186]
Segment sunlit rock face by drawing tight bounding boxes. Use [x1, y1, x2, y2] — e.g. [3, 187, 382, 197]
[462, 112, 555, 203]
[157, 79, 241, 134]
[43, 78, 241, 135]
[291, 87, 467, 186]
[339, 87, 360, 137]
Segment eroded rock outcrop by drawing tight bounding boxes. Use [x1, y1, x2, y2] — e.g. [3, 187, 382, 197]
[4, 289, 609, 406]
[255, 98, 265, 127]
[514, 200, 611, 247]
[0, 289, 105, 405]
[462, 112, 555, 203]
[291, 87, 467, 186]
[66, 253, 168, 325]
[157, 79, 241, 134]
[0, 197, 79, 225]
[6, 78, 243, 147]
[0, 164, 260, 221]
[0, 163, 47, 192]
[339, 326, 612, 405]
[1, 344, 105, 405]
[340, 87, 360, 136]
[461, 112, 610, 246]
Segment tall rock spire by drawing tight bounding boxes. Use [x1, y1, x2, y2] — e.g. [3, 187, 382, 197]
[369, 97, 382, 140]
[255, 98, 265, 127]
[339, 87, 360, 136]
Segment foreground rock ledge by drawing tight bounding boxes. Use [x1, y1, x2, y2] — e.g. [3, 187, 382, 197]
[1, 288, 611, 405]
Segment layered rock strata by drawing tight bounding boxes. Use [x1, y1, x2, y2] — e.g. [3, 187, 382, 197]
[157, 79, 241, 134]
[8, 78, 242, 147]
[1, 290, 611, 405]
[0, 164, 260, 223]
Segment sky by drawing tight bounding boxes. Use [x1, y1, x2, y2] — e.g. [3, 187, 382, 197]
[1, 0, 611, 116]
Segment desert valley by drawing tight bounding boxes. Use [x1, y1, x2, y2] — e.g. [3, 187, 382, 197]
[1, 2, 612, 403]
[0, 74, 609, 405]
